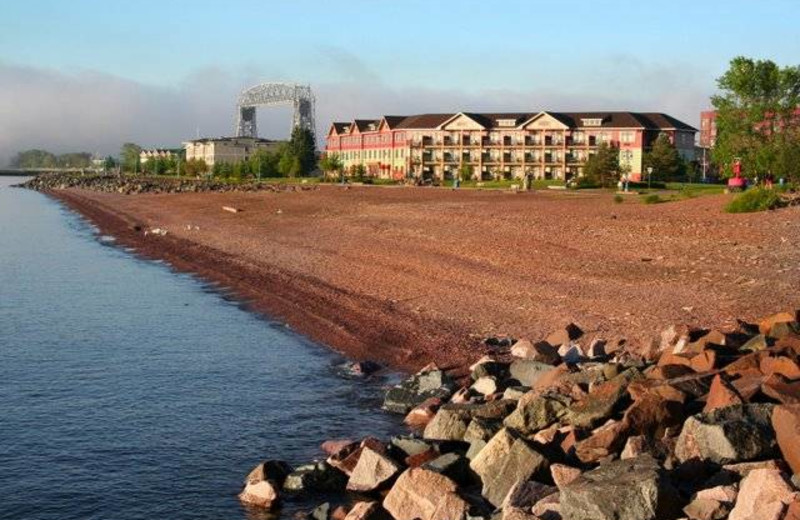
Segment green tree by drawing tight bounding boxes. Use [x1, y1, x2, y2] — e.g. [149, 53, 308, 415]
[288, 127, 317, 175]
[351, 163, 367, 181]
[458, 162, 474, 181]
[582, 143, 620, 187]
[10, 149, 57, 168]
[644, 134, 686, 181]
[183, 158, 208, 177]
[120, 143, 142, 173]
[712, 56, 800, 182]
[103, 156, 117, 171]
[318, 153, 343, 178]
[278, 150, 302, 177]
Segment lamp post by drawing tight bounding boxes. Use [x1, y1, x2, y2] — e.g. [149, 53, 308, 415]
[647, 166, 654, 190]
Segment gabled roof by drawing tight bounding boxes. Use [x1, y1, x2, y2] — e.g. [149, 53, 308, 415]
[635, 113, 698, 132]
[331, 122, 351, 135]
[381, 116, 408, 129]
[394, 113, 455, 129]
[353, 119, 381, 132]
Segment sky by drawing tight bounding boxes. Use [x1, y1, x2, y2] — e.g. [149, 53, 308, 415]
[1, 0, 799, 165]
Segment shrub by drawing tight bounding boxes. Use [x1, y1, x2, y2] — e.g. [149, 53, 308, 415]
[725, 188, 784, 213]
[613, 194, 624, 204]
[642, 194, 662, 204]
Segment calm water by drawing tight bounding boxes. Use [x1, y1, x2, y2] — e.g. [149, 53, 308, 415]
[0, 177, 402, 520]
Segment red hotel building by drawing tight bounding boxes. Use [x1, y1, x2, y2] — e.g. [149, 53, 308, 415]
[324, 111, 697, 182]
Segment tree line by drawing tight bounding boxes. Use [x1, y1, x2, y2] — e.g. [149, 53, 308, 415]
[712, 56, 800, 183]
[119, 128, 317, 180]
[10, 149, 100, 169]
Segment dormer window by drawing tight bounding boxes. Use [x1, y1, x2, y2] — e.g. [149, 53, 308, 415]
[497, 119, 517, 127]
[581, 118, 603, 127]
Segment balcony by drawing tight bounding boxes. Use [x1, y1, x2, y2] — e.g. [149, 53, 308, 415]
[422, 136, 433, 146]
[588, 136, 597, 146]
[502, 137, 512, 146]
[525, 153, 537, 162]
[443, 137, 455, 146]
[503, 153, 512, 162]
[444, 153, 456, 163]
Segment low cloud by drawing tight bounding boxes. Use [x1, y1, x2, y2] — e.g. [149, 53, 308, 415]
[0, 60, 712, 166]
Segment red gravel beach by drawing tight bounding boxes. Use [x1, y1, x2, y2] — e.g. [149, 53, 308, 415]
[50, 185, 800, 373]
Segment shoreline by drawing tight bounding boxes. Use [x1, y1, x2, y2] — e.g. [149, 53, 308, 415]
[47, 189, 479, 375]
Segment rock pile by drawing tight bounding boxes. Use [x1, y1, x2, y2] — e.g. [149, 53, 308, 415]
[19, 172, 316, 195]
[241, 311, 800, 520]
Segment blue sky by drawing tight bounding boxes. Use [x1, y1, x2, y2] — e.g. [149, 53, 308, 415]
[1, 0, 798, 162]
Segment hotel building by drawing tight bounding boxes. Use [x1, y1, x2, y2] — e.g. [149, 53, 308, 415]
[324, 111, 697, 181]
[182, 137, 282, 167]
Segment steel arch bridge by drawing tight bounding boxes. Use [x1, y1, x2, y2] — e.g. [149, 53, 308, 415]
[235, 83, 316, 139]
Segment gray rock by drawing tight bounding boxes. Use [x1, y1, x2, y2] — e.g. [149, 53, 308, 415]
[509, 359, 556, 386]
[422, 452, 472, 485]
[504, 393, 569, 434]
[424, 405, 472, 441]
[390, 435, 433, 458]
[283, 461, 347, 493]
[471, 361, 510, 381]
[470, 429, 550, 507]
[560, 455, 681, 520]
[464, 417, 502, 444]
[502, 386, 531, 401]
[675, 404, 777, 465]
[383, 368, 455, 414]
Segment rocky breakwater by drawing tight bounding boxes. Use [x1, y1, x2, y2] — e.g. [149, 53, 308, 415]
[19, 172, 316, 194]
[241, 310, 800, 520]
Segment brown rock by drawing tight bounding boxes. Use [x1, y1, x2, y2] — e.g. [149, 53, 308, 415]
[511, 339, 561, 365]
[343, 502, 388, 520]
[690, 350, 717, 373]
[722, 459, 788, 477]
[760, 356, 800, 380]
[728, 468, 797, 520]
[623, 392, 684, 437]
[502, 480, 558, 510]
[628, 379, 688, 404]
[405, 448, 439, 468]
[621, 435, 649, 459]
[404, 398, 442, 428]
[785, 500, 800, 520]
[730, 373, 767, 401]
[238, 461, 292, 509]
[566, 368, 641, 428]
[382, 468, 469, 520]
[328, 438, 386, 477]
[575, 420, 628, 464]
[546, 323, 583, 348]
[647, 364, 695, 380]
[551, 463, 582, 489]
[321, 439, 354, 457]
[772, 404, 800, 474]
[657, 347, 694, 369]
[683, 498, 730, 520]
[347, 446, 401, 492]
[703, 375, 743, 413]
[695, 484, 739, 503]
[760, 311, 798, 336]
[762, 375, 800, 404]
[531, 493, 561, 519]
[725, 351, 767, 378]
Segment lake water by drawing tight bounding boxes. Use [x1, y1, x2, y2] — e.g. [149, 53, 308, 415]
[0, 177, 402, 520]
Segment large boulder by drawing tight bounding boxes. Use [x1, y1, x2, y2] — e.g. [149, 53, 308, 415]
[503, 393, 569, 434]
[423, 405, 472, 441]
[675, 404, 777, 464]
[383, 366, 456, 414]
[347, 446, 401, 492]
[502, 480, 558, 520]
[728, 468, 798, 520]
[469, 428, 550, 507]
[560, 455, 681, 520]
[383, 468, 470, 520]
[509, 359, 557, 386]
[238, 460, 292, 509]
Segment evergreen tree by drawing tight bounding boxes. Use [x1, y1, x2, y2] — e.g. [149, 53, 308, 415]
[582, 143, 621, 187]
[289, 127, 317, 175]
[644, 134, 686, 181]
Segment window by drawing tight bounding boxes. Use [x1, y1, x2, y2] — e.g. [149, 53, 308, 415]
[497, 119, 517, 127]
[581, 118, 603, 127]
[620, 131, 635, 144]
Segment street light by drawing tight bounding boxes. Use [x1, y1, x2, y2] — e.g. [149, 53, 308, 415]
[647, 166, 654, 190]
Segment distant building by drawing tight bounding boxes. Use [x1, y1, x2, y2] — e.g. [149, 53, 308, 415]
[324, 111, 697, 181]
[182, 137, 282, 167]
[699, 111, 717, 148]
[140, 148, 182, 164]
